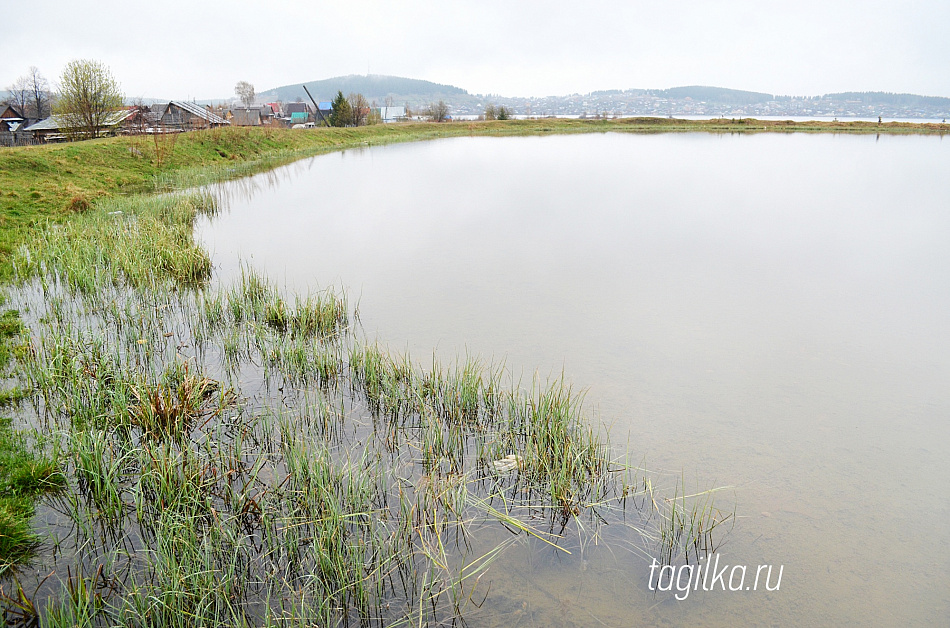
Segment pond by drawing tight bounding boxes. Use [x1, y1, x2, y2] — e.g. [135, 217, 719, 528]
[196, 131, 950, 626]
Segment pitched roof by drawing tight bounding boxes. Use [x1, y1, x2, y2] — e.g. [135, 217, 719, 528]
[285, 102, 312, 115]
[231, 108, 263, 126]
[166, 101, 229, 125]
[1, 105, 25, 120]
[24, 110, 134, 132]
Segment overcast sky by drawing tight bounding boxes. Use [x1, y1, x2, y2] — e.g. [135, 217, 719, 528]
[3, 0, 948, 102]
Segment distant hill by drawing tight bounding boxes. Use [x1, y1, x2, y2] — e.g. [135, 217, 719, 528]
[258, 75, 473, 107]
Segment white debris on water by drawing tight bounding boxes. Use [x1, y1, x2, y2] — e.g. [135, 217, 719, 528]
[492, 454, 523, 472]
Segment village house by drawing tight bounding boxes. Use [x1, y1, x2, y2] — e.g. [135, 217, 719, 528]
[159, 101, 229, 130]
[22, 109, 135, 142]
[0, 105, 36, 146]
[379, 106, 407, 123]
[229, 107, 264, 126]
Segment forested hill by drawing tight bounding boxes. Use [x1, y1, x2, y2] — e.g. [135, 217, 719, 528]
[258, 75, 470, 105]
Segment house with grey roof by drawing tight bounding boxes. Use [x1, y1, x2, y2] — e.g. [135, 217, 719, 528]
[23, 109, 135, 142]
[284, 102, 312, 116]
[229, 107, 264, 126]
[0, 105, 35, 145]
[160, 101, 229, 130]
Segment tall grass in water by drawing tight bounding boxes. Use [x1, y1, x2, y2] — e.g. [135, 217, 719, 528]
[0, 189, 732, 625]
[0, 306, 65, 571]
[12, 192, 218, 291]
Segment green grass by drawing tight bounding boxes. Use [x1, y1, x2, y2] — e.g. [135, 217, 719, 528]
[0, 422, 65, 570]
[0, 307, 65, 570]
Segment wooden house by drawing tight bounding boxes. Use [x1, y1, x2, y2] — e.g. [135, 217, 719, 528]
[159, 101, 229, 130]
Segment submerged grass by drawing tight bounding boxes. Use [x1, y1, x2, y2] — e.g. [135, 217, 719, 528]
[0, 308, 65, 571]
[0, 125, 746, 624]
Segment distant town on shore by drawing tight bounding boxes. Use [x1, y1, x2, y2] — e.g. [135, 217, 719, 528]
[251, 75, 950, 120]
[5, 74, 950, 122]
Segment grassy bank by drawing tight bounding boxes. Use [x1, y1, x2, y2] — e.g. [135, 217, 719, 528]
[2, 117, 946, 277]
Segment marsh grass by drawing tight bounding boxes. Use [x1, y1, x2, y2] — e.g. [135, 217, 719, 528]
[128, 361, 221, 440]
[0, 306, 65, 571]
[0, 162, 733, 625]
[13, 192, 218, 291]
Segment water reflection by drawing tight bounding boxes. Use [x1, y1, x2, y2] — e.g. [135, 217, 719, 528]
[198, 132, 950, 626]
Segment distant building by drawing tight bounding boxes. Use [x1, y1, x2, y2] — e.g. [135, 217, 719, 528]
[160, 101, 229, 130]
[317, 102, 333, 124]
[0, 105, 34, 146]
[379, 106, 407, 123]
[230, 107, 264, 126]
[23, 109, 135, 142]
[0, 105, 26, 131]
[123, 105, 159, 134]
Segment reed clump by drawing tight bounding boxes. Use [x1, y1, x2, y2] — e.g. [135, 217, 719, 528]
[129, 362, 220, 440]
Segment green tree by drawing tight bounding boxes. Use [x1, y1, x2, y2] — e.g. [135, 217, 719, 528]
[329, 90, 351, 127]
[54, 59, 124, 140]
[496, 105, 512, 121]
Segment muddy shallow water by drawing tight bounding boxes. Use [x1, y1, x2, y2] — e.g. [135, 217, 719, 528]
[197, 132, 950, 626]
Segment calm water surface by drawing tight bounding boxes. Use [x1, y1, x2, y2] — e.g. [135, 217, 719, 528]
[198, 133, 950, 626]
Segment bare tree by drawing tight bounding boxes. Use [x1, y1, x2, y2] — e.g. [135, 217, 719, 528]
[6, 67, 51, 118]
[426, 100, 449, 122]
[235, 81, 255, 107]
[347, 93, 369, 126]
[484, 103, 497, 121]
[5, 76, 30, 116]
[54, 59, 124, 140]
[26, 67, 50, 119]
[367, 99, 382, 125]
